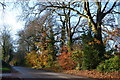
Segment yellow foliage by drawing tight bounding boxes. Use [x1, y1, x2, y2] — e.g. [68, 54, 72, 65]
[25, 50, 51, 69]
[92, 26, 96, 32]
[94, 38, 101, 44]
[88, 38, 101, 45]
[88, 41, 94, 45]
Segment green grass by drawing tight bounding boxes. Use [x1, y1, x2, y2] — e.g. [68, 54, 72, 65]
[0, 68, 11, 70]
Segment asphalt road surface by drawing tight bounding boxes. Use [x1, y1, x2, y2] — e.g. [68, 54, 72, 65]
[2, 66, 98, 80]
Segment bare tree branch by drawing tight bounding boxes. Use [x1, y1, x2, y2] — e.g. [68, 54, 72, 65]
[102, 0, 110, 13]
[47, 5, 87, 18]
[105, 0, 118, 14]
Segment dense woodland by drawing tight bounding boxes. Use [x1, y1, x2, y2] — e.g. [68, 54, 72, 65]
[0, 0, 120, 73]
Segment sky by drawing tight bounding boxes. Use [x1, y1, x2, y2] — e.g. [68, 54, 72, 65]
[0, 1, 25, 40]
[0, 1, 120, 41]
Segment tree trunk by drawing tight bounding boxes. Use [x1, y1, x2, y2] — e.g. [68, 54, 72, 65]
[61, 21, 66, 47]
[94, 25, 105, 60]
[68, 33, 72, 51]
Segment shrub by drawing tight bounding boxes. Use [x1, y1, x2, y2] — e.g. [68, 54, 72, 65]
[25, 51, 39, 68]
[25, 50, 51, 69]
[81, 33, 105, 70]
[71, 50, 83, 70]
[57, 47, 77, 70]
[97, 55, 120, 72]
[82, 46, 100, 70]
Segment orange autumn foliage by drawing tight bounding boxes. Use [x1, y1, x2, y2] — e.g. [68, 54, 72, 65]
[88, 38, 101, 45]
[57, 47, 77, 70]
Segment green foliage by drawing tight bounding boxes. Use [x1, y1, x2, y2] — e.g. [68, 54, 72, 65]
[81, 33, 104, 70]
[82, 45, 100, 70]
[1, 30, 14, 63]
[11, 52, 26, 66]
[25, 30, 57, 69]
[71, 50, 83, 70]
[72, 50, 83, 62]
[97, 56, 120, 72]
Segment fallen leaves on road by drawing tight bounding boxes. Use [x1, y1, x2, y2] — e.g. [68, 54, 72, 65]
[42, 68, 120, 80]
[62, 70, 120, 80]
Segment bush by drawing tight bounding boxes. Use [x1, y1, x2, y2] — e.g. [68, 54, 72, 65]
[97, 56, 120, 72]
[25, 51, 39, 68]
[71, 50, 83, 70]
[25, 50, 50, 69]
[57, 47, 77, 70]
[81, 33, 105, 70]
[82, 46, 100, 70]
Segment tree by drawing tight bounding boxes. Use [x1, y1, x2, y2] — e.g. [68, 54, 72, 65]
[0, 26, 14, 63]
[17, 11, 59, 67]
[49, 2, 83, 51]
[45, 0, 119, 69]
[0, 2, 6, 9]
[15, 1, 120, 70]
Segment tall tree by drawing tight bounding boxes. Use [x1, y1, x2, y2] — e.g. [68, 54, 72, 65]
[0, 26, 13, 63]
[46, 0, 119, 69]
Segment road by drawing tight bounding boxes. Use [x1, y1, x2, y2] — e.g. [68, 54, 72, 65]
[2, 66, 97, 80]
